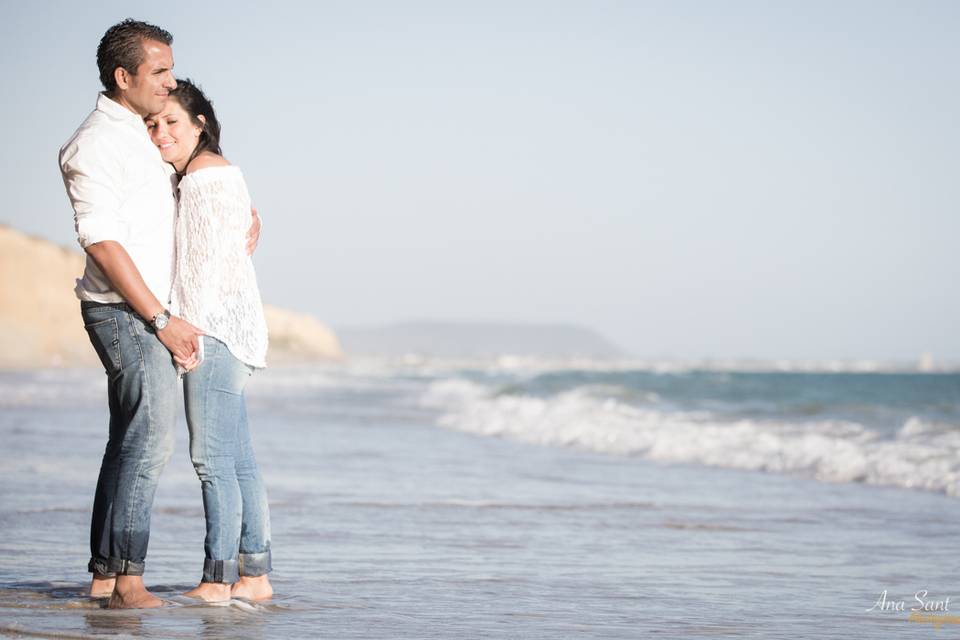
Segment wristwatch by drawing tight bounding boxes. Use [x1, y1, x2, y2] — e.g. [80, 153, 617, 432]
[152, 309, 171, 331]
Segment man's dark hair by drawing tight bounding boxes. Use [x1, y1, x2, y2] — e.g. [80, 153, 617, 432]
[97, 19, 173, 93]
[167, 79, 223, 176]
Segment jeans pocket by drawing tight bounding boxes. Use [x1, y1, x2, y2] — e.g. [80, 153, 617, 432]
[84, 317, 123, 376]
[213, 364, 252, 396]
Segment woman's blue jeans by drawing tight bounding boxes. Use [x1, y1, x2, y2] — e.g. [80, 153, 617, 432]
[183, 336, 272, 583]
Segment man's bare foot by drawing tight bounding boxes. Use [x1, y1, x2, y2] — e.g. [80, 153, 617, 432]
[184, 582, 231, 602]
[107, 575, 165, 609]
[231, 575, 273, 601]
[89, 574, 115, 598]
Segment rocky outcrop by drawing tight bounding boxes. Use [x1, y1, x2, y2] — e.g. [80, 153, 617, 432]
[263, 304, 343, 363]
[0, 225, 342, 368]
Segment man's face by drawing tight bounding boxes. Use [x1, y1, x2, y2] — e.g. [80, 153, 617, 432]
[116, 39, 176, 116]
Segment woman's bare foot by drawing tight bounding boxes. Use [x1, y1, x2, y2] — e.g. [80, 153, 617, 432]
[231, 575, 273, 601]
[108, 576, 165, 609]
[89, 574, 115, 598]
[184, 582, 232, 602]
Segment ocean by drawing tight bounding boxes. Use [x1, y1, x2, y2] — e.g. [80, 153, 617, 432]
[1, 359, 958, 638]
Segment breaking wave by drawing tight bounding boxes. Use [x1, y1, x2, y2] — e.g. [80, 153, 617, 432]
[419, 378, 960, 496]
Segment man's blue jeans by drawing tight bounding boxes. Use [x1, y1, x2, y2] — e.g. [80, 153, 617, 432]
[81, 301, 178, 576]
[183, 336, 272, 584]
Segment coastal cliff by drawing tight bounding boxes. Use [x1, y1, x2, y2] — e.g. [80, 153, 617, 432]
[0, 225, 342, 368]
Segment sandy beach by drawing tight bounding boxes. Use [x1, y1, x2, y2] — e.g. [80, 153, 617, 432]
[1, 361, 957, 638]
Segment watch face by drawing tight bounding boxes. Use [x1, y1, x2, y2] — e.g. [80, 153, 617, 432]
[154, 314, 169, 330]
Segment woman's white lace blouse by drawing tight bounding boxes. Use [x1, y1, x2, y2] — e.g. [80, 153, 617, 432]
[171, 165, 268, 368]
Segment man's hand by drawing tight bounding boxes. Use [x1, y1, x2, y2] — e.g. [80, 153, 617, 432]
[156, 315, 204, 362]
[82, 241, 205, 369]
[246, 207, 261, 255]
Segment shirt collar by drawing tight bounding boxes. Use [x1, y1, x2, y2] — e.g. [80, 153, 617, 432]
[96, 92, 148, 130]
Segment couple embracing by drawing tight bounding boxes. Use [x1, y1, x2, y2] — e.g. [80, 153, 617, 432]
[59, 19, 273, 608]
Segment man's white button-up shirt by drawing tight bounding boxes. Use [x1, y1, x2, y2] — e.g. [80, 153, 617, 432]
[60, 93, 177, 305]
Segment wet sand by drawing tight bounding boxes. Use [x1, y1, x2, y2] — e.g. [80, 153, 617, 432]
[1, 366, 956, 638]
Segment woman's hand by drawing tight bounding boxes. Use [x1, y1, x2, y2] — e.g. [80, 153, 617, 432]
[175, 351, 201, 372]
[246, 207, 261, 255]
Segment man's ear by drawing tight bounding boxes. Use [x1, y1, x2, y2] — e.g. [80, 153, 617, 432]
[114, 67, 131, 91]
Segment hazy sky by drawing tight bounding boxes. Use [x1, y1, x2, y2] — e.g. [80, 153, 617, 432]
[3, 1, 958, 360]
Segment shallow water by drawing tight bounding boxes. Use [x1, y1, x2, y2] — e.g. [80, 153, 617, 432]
[1, 362, 957, 638]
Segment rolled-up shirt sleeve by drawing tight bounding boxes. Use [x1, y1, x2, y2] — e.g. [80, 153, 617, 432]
[59, 134, 126, 249]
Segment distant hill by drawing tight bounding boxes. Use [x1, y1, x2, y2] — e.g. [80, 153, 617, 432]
[336, 320, 626, 358]
[0, 224, 342, 368]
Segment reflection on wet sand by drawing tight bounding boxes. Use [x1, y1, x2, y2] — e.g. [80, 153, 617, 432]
[0, 581, 272, 640]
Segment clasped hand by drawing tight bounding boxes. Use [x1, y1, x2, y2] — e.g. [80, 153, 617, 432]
[156, 315, 205, 372]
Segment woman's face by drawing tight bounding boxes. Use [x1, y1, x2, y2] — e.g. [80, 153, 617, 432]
[145, 99, 202, 171]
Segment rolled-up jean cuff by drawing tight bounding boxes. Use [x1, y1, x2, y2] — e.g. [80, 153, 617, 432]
[202, 559, 240, 584]
[239, 550, 272, 577]
[88, 557, 145, 577]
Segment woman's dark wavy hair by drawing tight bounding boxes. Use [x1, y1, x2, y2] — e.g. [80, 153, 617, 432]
[167, 78, 222, 174]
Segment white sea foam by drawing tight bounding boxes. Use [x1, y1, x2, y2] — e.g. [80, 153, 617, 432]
[342, 354, 960, 375]
[418, 378, 960, 496]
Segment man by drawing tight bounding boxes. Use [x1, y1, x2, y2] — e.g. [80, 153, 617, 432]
[59, 19, 260, 608]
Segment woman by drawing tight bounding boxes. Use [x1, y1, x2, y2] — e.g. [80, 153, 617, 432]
[145, 79, 273, 602]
